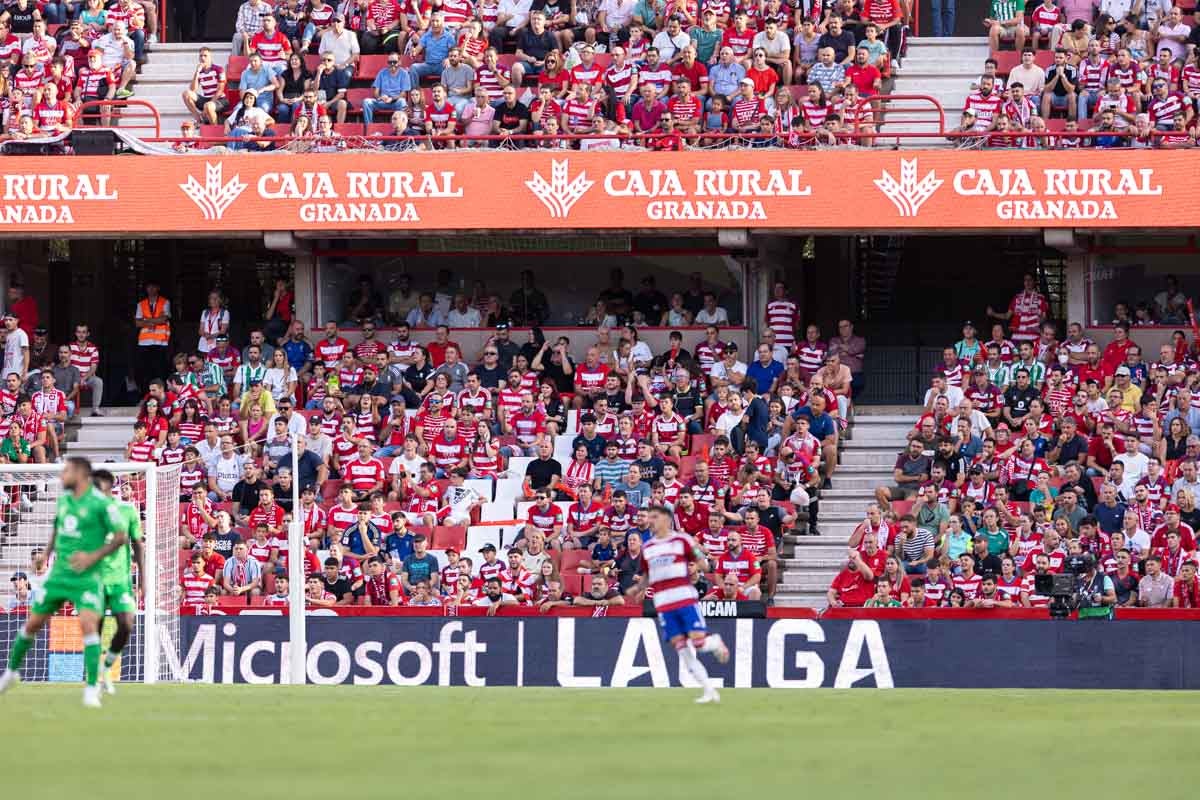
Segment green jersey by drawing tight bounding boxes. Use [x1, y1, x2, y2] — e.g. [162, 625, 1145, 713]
[51, 487, 122, 581]
[990, 0, 1019, 20]
[99, 501, 142, 587]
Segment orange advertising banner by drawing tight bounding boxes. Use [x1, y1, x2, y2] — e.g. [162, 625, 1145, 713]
[0, 150, 1192, 233]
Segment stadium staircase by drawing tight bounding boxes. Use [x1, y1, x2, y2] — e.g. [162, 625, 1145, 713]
[62, 407, 140, 464]
[775, 406, 917, 608]
[129, 41, 233, 137]
[890, 36, 990, 137]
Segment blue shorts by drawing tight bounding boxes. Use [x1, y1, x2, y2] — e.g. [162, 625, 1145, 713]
[657, 603, 706, 643]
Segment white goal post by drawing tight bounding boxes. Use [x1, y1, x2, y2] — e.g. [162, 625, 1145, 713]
[0, 461, 182, 685]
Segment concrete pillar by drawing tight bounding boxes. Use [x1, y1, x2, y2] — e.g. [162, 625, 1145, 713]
[1063, 252, 1090, 326]
[292, 250, 317, 329]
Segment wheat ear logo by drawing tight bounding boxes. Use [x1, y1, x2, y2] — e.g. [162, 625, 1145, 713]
[873, 158, 943, 218]
[525, 159, 594, 219]
[179, 162, 249, 221]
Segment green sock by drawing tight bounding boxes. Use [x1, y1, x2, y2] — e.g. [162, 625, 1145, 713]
[7, 632, 32, 672]
[83, 634, 101, 687]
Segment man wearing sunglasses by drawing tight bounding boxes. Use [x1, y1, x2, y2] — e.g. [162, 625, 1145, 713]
[362, 53, 411, 124]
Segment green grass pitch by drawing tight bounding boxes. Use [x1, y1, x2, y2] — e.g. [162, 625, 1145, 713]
[1, 685, 1195, 799]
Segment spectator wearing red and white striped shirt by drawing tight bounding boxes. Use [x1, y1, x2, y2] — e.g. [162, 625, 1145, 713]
[987, 272, 1048, 343]
[344, 441, 388, 499]
[125, 420, 156, 464]
[32, 372, 67, 458]
[182, 47, 228, 125]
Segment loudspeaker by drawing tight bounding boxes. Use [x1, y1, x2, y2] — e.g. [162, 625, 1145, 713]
[70, 129, 118, 155]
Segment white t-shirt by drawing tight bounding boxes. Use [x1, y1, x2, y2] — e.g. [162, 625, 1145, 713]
[305, 433, 332, 462]
[1115, 451, 1149, 493]
[214, 454, 245, 492]
[2, 327, 28, 379]
[1127, 528, 1151, 556]
[263, 366, 297, 401]
[923, 386, 965, 410]
[389, 454, 424, 482]
[446, 306, 482, 328]
[629, 341, 653, 367]
[959, 408, 992, 440]
[198, 308, 230, 353]
[695, 307, 730, 325]
[714, 408, 745, 437]
[710, 359, 747, 384]
[269, 410, 307, 437]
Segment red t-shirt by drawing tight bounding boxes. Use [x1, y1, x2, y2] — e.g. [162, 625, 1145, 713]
[829, 568, 872, 606]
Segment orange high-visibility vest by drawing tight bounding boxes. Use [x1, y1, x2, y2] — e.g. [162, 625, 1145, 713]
[137, 296, 170, 346]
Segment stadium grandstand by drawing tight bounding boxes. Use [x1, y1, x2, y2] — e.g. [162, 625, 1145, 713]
[0, 0, 1199, 700]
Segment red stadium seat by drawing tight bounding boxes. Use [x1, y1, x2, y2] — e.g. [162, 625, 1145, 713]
[356, 54, 389, 78]
[346, 87, 374, 110]
[593, 53, 612, 69]
[561, 573, 585, 595]
[991, 49, 1052, 76]
[365, 123, 396, 136]
[892, 500, 914, 516]
[678, 454, 698, 480]
[304, 54, 321, 73]
[199, 124, 226, 140]
[432, 525, 468, 551]
[560, 549, 588, 573]
[226, 55, 249, 81]
[689, 434, 714, 456]
[334, 122, 365, 135]
[217, 596, 249, 607]
[355, 54, 412, 78]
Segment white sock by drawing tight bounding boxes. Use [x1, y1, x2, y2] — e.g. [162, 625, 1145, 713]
[680, 644, 711, 687]
[696, 634, 722, 655]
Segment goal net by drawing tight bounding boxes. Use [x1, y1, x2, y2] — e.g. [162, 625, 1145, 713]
[0, 461, 182, 685]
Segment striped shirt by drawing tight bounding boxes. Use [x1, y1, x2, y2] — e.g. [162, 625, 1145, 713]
[593, 458, 629, 487]
[640, 533, 700, 611]
[900, 526, 934, 563]
[765, 299, 798, 349]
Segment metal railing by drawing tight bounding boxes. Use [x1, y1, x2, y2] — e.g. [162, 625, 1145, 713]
[136, 127, 1197, 152]
[73, 99, 162, 138]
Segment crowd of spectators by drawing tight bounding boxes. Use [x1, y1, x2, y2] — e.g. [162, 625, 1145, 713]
[827, 271, 1200, 611]
[51, 271, 867, 610]
[333, 267, 742, 329]
[0, 0, 163, 140]
[952, 1, 1200, 147]
[168, 0, 905, 148]
[0, 286, 102, 474]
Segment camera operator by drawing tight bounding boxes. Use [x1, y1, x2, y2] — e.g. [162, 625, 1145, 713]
[1075, 553, 1116, 613]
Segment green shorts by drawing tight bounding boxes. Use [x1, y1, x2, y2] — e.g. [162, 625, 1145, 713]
[31, 571, 104, 617]
[103, 582, 137, 615]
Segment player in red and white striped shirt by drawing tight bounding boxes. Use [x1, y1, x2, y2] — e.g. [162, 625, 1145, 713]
[629, 506, 729, 703]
